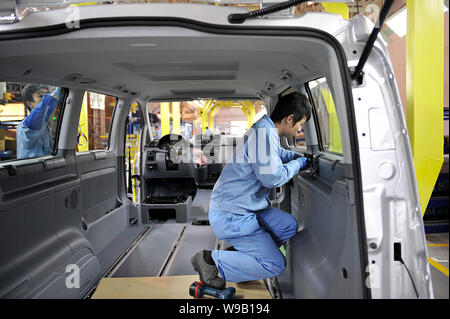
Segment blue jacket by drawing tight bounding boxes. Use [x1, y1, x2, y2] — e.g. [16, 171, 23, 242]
[16, 122, 53, 159]
[210, 115, 302, 214]
[17, 94, 57, 159]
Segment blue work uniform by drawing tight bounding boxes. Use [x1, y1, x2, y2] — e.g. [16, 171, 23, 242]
[17, 94, 58, 159]
[209, 115, 303, 282]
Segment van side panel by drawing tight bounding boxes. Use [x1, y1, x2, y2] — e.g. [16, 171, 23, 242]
[288, 160, 365, 298]
[0, 150, 102, 298]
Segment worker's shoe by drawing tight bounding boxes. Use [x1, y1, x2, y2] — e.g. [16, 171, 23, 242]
[191, 250, 226, 290]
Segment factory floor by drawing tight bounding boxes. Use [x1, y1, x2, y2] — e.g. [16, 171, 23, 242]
[426, 232, 449, 299]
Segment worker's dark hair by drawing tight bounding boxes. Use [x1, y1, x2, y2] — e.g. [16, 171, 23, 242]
[21, 84, 50, 110]
[270, 92, 312, 125]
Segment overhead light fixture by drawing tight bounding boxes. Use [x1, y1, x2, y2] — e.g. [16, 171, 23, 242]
[385, 7, 407, 38]
[167, 61, 192, 64]
[129, 43, 157, 47]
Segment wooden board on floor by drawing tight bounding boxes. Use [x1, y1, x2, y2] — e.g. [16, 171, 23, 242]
[92, 275, 271, 299]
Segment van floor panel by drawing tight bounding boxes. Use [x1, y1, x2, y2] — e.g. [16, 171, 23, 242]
[112, 224, 184, 278]
[97, 225, 147, 276]
[111, 189, 215, 278]
[111, 225, 217, 278]
[165, 225, 217, 276]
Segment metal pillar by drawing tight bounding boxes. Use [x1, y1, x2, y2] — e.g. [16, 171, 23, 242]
[160, 102, 170, 136]
[209, 105, 220, 130]
[172, 102, 180, 134]
[77, 93, 89, 151]
[243, 101, 255, 128]
[406, 0, 444, 215]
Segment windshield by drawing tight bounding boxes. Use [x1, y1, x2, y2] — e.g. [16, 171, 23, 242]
[145, 99, 266, 144]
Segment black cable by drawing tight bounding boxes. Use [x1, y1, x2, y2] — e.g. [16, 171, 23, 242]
[228, 0, 308, 24]
[399, 257, 420, 298]
[351, 0, 394, 80]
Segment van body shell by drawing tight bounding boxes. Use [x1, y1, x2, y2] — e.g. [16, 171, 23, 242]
[0, 3, 432, 298]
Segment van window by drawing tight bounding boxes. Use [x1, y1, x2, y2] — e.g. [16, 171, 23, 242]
[308, 78, 343, 155]
[0, 82, 64, 161]
[295, 126, 307, 149]
[76, 91, 117, 152]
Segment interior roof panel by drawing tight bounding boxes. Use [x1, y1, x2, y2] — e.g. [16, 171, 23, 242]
[0, 26, 331, 100]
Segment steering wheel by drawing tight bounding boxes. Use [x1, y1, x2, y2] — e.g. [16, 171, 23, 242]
[158, 134, 192, 163]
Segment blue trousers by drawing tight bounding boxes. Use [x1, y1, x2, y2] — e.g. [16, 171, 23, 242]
[209, 206, 298, 283]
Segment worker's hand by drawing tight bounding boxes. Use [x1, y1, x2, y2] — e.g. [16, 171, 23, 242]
[50, 87, 62, 100]
[292, 152, 303, 160]
[296, 157, 308, 170]
[193, 147, 207, 166]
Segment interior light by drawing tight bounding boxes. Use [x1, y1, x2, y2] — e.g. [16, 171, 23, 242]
[167, 61, 192, 64]
[129, 43, 157, 47]
[385, 7, 407, 38]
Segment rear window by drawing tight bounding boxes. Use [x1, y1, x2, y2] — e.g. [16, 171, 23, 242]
[0, 82, 65, 162]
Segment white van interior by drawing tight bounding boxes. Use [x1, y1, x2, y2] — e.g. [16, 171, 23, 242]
[0, 2, 431, 299]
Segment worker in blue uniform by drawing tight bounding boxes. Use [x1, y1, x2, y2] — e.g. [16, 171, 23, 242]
[204, 126, 214, 135]
[191, 92, 312, 289]
[17, 85, 61, 159]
